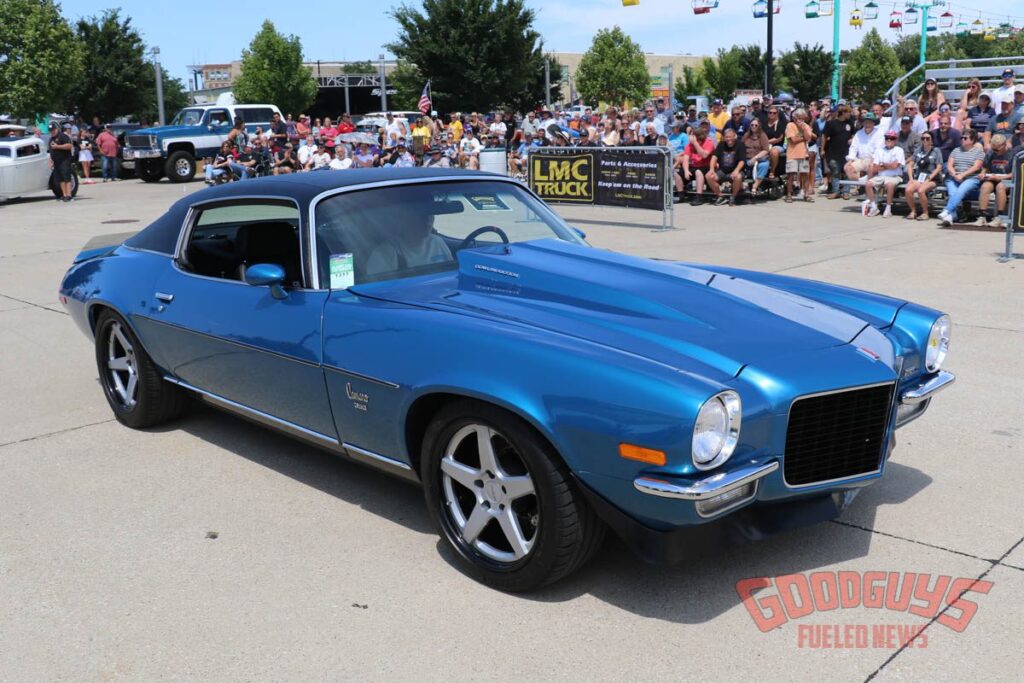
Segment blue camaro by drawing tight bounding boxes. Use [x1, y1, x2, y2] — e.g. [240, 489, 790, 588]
[60, 168, 954, 590]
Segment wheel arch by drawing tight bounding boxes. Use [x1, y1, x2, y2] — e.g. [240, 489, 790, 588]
[165, 141, 195, 156]
[403, 389, 569, 477]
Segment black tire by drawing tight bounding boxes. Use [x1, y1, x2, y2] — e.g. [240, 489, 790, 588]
[49, 171, 78, 198]
[94, 309, 187, 429]
[165, 150, 196, 183]
[421, 399, 605, 591]
[137, 162, 163, 183]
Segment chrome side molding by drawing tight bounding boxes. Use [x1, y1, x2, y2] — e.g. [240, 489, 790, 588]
[900, 370, 955, 405]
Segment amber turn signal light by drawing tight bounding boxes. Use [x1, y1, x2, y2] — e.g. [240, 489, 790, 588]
[618, 443, 666, 466]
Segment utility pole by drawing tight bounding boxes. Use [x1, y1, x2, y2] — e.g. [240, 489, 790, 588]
[765, 0, 774, 97]
[831, 0, 841, 100]
[379, 53, 387, 111]
[544, 59, 551, 108]
[152, 47, 165, 125]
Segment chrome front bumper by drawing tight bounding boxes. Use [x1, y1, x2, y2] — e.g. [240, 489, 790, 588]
[899, 370, 955, 405]
[123, 149, 162, 160]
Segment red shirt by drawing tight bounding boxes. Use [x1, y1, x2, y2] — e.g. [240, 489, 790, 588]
[686, 137, 714, 169]
[95, 130, 119, 157]
[320, 126, 337, 147]
[336, 121, 354, 134]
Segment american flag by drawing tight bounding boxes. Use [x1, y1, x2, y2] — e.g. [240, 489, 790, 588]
[418, 81, 432, 114]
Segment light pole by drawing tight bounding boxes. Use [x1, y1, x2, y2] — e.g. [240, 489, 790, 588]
[151, 47, 165, 126]
[831, 0, 841, 100]
[906, 1, 942, 64]
[379, 53, 387, 111]
[765, 0, 774, 96]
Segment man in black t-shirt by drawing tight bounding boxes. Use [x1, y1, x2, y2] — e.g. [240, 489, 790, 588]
[706, 128, 746, 205]
[976, 133, 1014, 228]
[48, 122, 74, 201]
[762, 106, 787, 177]
[269, 112, 288, 152]
[821, 104, 854, 198]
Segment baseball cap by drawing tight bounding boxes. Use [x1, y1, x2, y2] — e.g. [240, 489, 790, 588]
[863, 112, 878, 122]
[712, 98, 723, 105]
[1014, 84, 1024, 94]
[884, 130, 897, 139]
[1002, 68, 1015, 78]
[900, 115, 912, 124]
[48, 122, 58, 129]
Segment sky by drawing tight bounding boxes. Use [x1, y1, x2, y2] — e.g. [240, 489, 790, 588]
[55, 0, 1024, 84]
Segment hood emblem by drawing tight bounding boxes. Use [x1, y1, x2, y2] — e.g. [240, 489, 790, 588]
[474, 264, 519, 279]
[856, 346, 881, 362]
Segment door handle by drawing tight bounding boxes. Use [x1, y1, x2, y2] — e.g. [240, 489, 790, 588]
[155, 292, 174, 303]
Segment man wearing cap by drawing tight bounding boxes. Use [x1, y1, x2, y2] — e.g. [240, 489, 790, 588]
[424, 145, 450, 169]
[95, 123, 119, 183]
[233, 142, 258, 179]
[48, 122, 75, 201]
[1014, 85, 1024, 116]
[975, 133, 1014, 228]
[984, 96, 1022, 151]
[864, 130, 905, 218]
[843, 112, 883, 197]
[991, 68, 1016, 104]
[707, 99, 729, 142]
[894, 115, 921, 159]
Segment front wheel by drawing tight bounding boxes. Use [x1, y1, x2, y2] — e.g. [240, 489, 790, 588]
[137, 162, 163, 183]
[165, 151, 196, 183]
[94, 310, 187, 428]
[421, 400, 604, 591]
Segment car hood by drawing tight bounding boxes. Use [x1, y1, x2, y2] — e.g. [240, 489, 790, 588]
[353, 239, 882, 382]
[132, 124, 205, 139]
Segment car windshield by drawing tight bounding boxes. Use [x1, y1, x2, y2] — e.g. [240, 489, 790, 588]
[314, 180, 583, 287]
[170, 108, 204, 126]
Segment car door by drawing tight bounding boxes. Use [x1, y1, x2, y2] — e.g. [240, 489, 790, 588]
[14, 142, 50, 195]
[140, 197, 336, 442]
[197, 108, 231, 158]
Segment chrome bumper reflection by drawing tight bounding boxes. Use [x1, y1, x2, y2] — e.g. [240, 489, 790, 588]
[634, 461, 778, 501]
[900, 370, 955, 405]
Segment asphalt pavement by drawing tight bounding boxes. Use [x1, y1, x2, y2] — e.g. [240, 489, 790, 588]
[1, 178, 1022, 681]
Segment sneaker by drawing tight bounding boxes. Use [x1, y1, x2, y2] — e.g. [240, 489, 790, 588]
[817, 182, 829, 192]
[867, 203, 880, 217]
[938, 211, 951, 227]
[882, 204, 892, 218]
[727, 196, 736, 206]
[715, 196, 728, 206]
[861, 200, 871, 216]
[972, 216, 988, 227]
[990, 217, 1006, 229]
[690, 198, 703, 207]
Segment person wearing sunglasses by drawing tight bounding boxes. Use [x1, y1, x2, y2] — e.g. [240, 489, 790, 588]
[904, 131, 942, 221]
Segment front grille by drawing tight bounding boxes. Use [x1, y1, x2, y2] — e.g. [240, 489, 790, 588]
[126, 134, 153, 148]
[783, 383, 894, 486]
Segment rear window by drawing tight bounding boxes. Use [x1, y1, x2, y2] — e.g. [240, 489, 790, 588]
[236, 108, 275, 124]
[0, 148, 10, 158]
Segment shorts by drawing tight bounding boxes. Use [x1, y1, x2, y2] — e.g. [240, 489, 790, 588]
[786, 158, 809, 173]
[848, 158, 871, 174]
[53, 159, 73, 182]
[870, 175, 901, 189]
[714, 169, 738, 183]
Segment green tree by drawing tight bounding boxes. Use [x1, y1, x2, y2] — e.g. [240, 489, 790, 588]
[134, 67, 189, 124]
[0, 0, 83, 118]
[233, 20, 317, 115]
[674, 65, 708, 103]
[734, 44, 766, 90]
[702, 48, 741, 102]
[385, 59, 423, 111]
[64, 9, 149, 121]
[342, 60, 376, 74]
[574, 26, 649, 106]
[843, 29, 902, 103]
[387, 0, 549, 112]
[776, 43, 834, 103]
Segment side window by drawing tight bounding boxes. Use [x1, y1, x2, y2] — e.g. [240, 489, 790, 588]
[0, 148, 11, 158]
[16, 144, 41, 157]
[182, 201, 303, 286]
[207, 110, 230, 127]
[237, 108, 274, 124]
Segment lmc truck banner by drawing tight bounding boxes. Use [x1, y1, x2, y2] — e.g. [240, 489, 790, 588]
[528, 147, 669, 211]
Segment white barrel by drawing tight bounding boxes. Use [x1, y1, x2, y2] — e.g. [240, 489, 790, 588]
[479, 148, 507, 175]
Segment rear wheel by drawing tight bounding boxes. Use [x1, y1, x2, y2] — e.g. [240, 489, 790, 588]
[94, 310, 187, 428]
[165, 151, 195, 182]
[49, 171, 78, 197]
[137, 162, 163, 183]
[421, 400, 605, 591]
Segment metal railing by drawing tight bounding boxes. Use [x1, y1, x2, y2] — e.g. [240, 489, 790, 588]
[885, 55, 1024, 105]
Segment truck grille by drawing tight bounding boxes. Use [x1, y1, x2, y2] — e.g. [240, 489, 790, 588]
[783, 383, 894, 486]
[126, 134, 153, 148]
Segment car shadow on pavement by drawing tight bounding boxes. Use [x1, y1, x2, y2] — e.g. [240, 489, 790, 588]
[168, 404, 931, 623]
[170, 405, 435, 536]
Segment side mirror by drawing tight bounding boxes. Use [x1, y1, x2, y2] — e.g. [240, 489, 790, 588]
[244, 263, 288, 299]
[571, 226, 587, 240]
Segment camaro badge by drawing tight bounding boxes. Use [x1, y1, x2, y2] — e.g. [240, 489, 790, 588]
[346, 383, 369, 411]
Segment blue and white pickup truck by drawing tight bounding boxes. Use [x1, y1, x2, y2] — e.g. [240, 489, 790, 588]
[123, 103, 281, 183]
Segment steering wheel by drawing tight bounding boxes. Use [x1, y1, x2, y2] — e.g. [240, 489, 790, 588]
[459, 225, 510, 250]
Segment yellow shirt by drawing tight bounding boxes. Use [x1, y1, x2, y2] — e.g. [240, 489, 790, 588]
[412, 125, 431, 139]
[707, 111, 729, 141]
[450, 120, 463, 142]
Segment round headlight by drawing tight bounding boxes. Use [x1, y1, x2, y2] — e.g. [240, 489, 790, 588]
[925, 315, 951, 373]
[692, 391, 742, 470]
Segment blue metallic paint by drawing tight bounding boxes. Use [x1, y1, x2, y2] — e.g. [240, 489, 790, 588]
[59, 173, 953, 551]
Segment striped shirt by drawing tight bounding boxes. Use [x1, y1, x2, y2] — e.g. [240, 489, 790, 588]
[948, 145, 984, 177]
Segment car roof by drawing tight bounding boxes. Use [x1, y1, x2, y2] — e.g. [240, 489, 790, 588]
[183, 167, 509, 206]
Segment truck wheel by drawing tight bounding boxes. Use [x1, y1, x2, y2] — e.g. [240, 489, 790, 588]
[137, 162, 163, 183]
[421, 399, 605, 592]
[165, 151, 196, 183]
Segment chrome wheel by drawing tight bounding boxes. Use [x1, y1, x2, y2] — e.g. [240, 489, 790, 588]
[174, 158, 191, 176]
[441, 424, 538, 563]
[106, 321, 138, 408]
